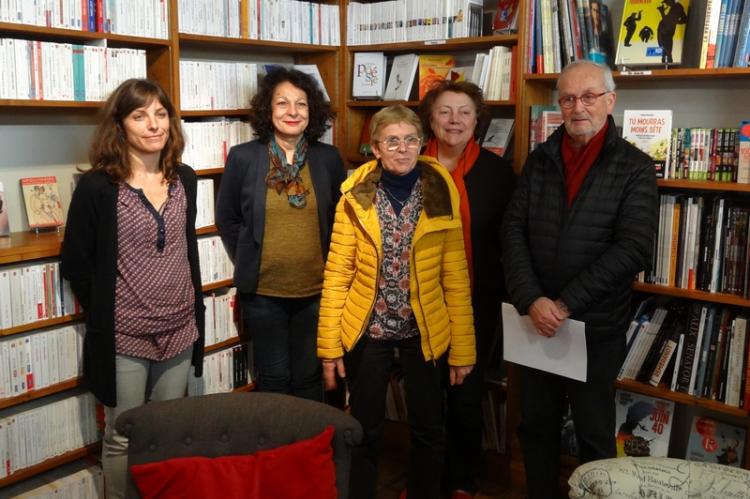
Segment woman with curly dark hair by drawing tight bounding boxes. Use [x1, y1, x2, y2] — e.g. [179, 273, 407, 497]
[61, 78, 205, 499]
[216, 67, 345, 401]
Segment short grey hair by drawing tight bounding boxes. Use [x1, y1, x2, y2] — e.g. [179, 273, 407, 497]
[556, 60, 616, 92]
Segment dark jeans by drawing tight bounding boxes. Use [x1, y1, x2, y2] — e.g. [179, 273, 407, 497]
[444, 295, 500, 493]
[518, 337, 626, 499]
[239, 293, 322, 401]
[346, 336, 446, 499]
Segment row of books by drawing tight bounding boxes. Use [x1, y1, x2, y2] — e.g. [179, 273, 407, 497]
[0, 0, 169, 39]
[699, 0, 750, 68]
[0, 324, 83, 400]
[620, 300, 749, 407]
[347, 0, 483, 46]
[644, 194, 750, 296]
[203, 287, 239, 348]
[0, 39, 146, 102]
[1, 462, 103, 499]
[528, 105, 562, 152]
[0, 392, 98, 479]
[0, 261, 81, 330]
[195, 179, 215, 230]
[197, 236, 233, 286]
[188, 343, 251, 396]
[178, 0, 340, 45]
[182, 120, 254, 171]
[667, 127, 744, 182]
[178, 61, 258, 111]
[528, 0, 614, 74]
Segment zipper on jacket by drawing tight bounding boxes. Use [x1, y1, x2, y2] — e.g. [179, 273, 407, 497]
[410, 239, 435, 361]
[349, 200, 381, 348]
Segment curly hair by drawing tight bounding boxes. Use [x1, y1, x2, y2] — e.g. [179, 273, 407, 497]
[417, 79, 489, 140]
[249, 67, 335, 143]
[88, 79, 184, 182]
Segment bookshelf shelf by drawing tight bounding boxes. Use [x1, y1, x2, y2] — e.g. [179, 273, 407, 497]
[234, 383, 255, 393]
[615, 379, 748, 419]
[0, 231, 65, 265]
[347, 99, 516, 108]
[632, 282, 750, 308]
[348, 34, 518, 53]
[0, 99, 102, 110]
[196, 225, 218, 236]
[202, 279, 234, 292]
[524, 67, 750, 82]
[0, 314, 84, 338]
[0, 443, 101, 488]
[180, 109, 250, 117]
[0, 378, 83, 410]
[178, 33, 339, 53]
[194, 168, 225, 176]
[0, 21, 170, 47]
[204, 336, 241, 354]
[656, 179, 750, 192]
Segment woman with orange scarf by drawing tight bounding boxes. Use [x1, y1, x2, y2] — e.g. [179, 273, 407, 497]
[419, 80, 517, 498]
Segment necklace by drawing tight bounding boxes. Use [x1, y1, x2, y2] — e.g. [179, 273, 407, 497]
[380, 184, 410, 207]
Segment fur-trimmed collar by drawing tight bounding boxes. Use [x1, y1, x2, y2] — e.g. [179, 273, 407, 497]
[350, 161, 453, 218]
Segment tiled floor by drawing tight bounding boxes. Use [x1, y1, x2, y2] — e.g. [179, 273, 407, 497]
[375, 421, 521, 499]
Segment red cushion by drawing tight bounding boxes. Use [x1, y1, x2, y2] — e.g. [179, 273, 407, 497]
[130, 426, 337, 499]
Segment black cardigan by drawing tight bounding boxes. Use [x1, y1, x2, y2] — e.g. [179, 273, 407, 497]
[502, 116, 659, 344]
[215, 140, 346, 293]
[60, 165, 205, 407]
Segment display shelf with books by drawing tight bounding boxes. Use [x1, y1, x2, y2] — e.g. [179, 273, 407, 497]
[0, 443, 101, 489]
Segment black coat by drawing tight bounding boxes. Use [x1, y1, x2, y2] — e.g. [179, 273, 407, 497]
[60, 165, 205, 407]
[502, 117, 658, 344]
[215, 140, 346, 293]
[466, 148, 517, 301]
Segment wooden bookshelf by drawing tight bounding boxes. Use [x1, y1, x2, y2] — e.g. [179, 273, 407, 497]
[632, 282, 750, 308]
[0, 21, 170, 47]
[194, 167, 224, 176]
[0, 443, 101, 488]
[347, 34, 518, 53]
[202, 279, 234, 292]
[0, 314, 84, 338]
[234, 383, 255, 393]
[524, 67, 750, 82]
[656, 179, 750, 192]
[178, 33, 339, 53]
[0, 231, 65, 265]
[196, 225, 218, 236]
[204, 336, 241, 354]
[0, 378, 84, 410]
[615, 379, 748, 419]
[347, 99, 516, 108]
[180, 109, 250, 117]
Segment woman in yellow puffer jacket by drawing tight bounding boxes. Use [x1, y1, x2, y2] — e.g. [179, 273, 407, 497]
[317, 105, 475, 499]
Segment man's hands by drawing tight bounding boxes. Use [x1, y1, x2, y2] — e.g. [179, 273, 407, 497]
[528, 297, 570, 337]
[449, 365, 474, 385]
[322, 357, 346, 390]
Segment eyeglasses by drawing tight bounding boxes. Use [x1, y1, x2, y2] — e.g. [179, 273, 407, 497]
[557, 91, 611, 109]
[377, 135, 422, 152]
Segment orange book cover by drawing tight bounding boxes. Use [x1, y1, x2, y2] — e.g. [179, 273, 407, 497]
[20, 176, 63, 229]
[418, 55, 455, 99]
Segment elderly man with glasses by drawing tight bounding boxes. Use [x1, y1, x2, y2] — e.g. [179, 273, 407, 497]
[501, 60, 658, 499]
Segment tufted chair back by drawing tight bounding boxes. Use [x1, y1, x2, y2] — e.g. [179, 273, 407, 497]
[115, 392, 363, 499]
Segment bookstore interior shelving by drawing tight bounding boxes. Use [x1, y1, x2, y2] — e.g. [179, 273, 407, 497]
[4, 0, 750, 496]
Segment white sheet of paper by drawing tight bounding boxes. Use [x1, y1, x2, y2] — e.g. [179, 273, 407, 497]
[502, 302, 588, 382]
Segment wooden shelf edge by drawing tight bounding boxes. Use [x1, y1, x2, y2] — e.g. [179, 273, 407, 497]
[204, 336, 241, 354]
[347, 99, 515, 108]
[525, 67, 750, 82]
[180, 109, 249, 117]
[348, 33, 518, 52]
[0, 22, 169, 46]
[0, 314, 84, 337]
[195, 225, 218, 236]
[202, 279, 233, 292]
[0, 230, 65, 264]
[178, 33, 338, 52]
[0, 378, 83, 410]
[193, 167, 224, 176]
[0, 99, 101, 109]
[657, 179, 750, 192]
[0, 443, 101, 488]
[234, 383, 255, 393]
[632, 282, 750, 307]
[615, 379, 748, 418]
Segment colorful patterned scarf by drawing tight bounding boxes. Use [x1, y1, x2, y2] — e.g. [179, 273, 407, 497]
[266, 136, 310, 208]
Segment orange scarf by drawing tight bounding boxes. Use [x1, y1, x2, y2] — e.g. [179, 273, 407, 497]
[424, 138, 480, 287]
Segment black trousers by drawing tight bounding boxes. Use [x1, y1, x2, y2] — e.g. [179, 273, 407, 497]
[346, 336, 446, 499]
[443, 295, 500, 493]
[518, 337, 626, 499]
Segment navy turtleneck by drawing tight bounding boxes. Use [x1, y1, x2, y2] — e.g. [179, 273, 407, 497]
[380, 166, 419, 215]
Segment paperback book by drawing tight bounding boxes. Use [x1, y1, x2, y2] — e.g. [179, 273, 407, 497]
[686, 416, 746, 467]
[622, 110, 673, 178]
[352, 52, 387, 100]
[0, 182, 9, 236]
[418, 55, 455, 99]
[615, 0, 690, 67]
[383, 54, 419, 101]
[614, 389, 674, 457]
[482, 118, 515, 157]
[20, 176, 64, 230]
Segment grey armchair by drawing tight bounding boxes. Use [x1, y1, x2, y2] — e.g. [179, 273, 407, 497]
[115, 392, 363, 499]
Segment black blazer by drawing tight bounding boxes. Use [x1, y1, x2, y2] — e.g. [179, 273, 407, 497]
[60, 165, 205, 407]
[215, 140, 346, 293]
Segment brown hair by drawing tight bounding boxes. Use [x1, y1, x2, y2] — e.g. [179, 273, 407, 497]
[249, 67, 335, 143]
[417, 79, 489, 140]
[88, 79, 184, 182]
[369, 105, 423, 143]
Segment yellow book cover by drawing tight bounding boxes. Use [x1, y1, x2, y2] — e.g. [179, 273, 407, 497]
[418, 55, 455, 99]
[20, 176, 63, 229]
[615, 0, 690, 66]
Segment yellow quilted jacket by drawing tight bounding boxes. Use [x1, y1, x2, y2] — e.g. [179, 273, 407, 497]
[317, 156, 476, 366]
